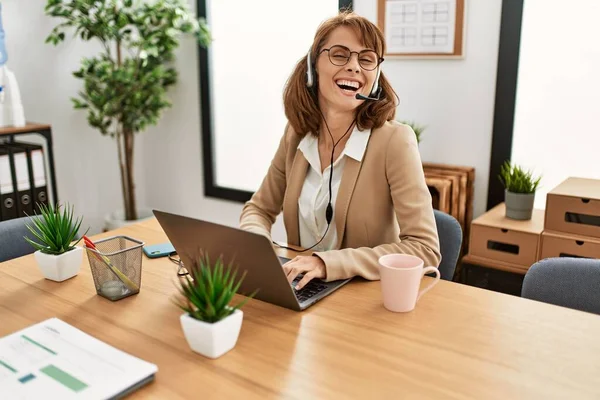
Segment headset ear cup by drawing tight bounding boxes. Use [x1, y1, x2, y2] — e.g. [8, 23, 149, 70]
[370, 67, 381, 96]
[306, 51, 314, 88]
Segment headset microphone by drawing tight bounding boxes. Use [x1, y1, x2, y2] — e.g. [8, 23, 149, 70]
[355, 89, 381, 101]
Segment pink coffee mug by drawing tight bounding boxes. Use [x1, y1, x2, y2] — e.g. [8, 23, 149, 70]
[378, 254, 440, 312]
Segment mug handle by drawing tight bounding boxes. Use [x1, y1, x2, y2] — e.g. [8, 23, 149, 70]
[417, 266, 440, 302]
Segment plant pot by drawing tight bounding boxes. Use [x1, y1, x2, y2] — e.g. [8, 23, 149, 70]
[180, 309, 243, 359]
[104, 208, 154, 231]
[34, 247, 83, 282]
[505, 190, 535, 220]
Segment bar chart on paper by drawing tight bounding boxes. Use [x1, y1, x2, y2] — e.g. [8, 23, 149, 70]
[0, 318, 157, 399]
[0, 332, 87, 397]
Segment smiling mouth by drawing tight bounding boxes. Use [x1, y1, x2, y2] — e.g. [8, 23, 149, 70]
[335, 79, 361, 92]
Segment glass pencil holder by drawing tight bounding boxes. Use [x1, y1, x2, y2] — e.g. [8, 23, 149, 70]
[84, 235, 145, 301]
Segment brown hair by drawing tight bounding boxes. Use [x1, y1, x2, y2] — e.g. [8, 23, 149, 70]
[283, 10, 398, 136]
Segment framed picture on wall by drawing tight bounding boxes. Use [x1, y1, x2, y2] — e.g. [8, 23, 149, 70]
[377, 0, 466, 58]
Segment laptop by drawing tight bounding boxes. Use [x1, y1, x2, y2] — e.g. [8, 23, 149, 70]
[152, 210, 351, 311]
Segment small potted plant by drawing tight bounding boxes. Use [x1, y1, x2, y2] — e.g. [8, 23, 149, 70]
[173, 253, 255, 359]
[399, 120, 426, 144]
[499, 160, 542, 220]
[24, 202, 87, 281]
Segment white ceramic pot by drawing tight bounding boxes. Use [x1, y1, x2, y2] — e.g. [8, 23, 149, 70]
[34, 247, 83, 282]
[104, 208, 154, 231]
[180, 309, 243, 359]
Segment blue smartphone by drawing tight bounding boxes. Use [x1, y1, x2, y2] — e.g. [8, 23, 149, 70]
[143, 242, 175, 258]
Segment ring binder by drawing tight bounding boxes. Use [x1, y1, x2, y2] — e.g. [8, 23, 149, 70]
[8, 141, 48, 213]
[0, 145, 17, 220]
[4, 143, 33, 217]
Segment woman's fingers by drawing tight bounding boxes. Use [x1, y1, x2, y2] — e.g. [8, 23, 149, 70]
[282, 256, 301, 269]
[283, 257, 310, 284]
[295, 270, 318, 290]
[286, 263, 309, 285]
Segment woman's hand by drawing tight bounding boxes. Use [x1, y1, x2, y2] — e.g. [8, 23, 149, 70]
[282, 255, 327, 290]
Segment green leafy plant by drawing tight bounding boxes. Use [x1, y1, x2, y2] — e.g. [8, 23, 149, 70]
[499, 160, 542, 194]
[44, 0, 212, 222]
[24, 203, 88, 255]
[399, 120, 425, 143]
[173, 254, 256, 323]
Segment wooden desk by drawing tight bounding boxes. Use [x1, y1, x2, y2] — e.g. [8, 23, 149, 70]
[2, 219, 600, 398]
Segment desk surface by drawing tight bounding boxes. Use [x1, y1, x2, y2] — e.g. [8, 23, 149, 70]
[2, 218, 600, 399]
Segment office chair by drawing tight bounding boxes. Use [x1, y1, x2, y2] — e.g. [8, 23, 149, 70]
[522, 257, 600, 315]
[433, 209, 463, 281]
[0, 216, 40, 263]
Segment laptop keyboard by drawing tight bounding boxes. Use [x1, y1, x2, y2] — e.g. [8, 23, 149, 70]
[278, 257, 328, 303]
[292, 275, 329, 303]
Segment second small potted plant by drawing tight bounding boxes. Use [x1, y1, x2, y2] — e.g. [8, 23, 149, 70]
[499, 160, 542, 220]
[173, 253, 255, 359]
[399, 120, 426, 144]
[24, 202, 87, 282]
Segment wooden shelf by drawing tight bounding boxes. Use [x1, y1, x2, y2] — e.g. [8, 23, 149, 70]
[0, 122, 52, 136]
[0, 123, 58, 214]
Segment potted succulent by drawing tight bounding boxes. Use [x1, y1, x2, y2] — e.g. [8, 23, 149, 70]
[44, 0, 211, 230]
[24, 203, 88, 282]
[499, 160, 542, 220]
[173, 253, 255, 359]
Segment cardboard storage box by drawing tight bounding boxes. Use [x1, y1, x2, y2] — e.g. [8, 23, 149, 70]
[469, 203, 544, 270]
[545, 177, 600, 239]
[539, 230, 600, 260]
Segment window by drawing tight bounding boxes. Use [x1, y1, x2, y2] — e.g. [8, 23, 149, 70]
[511, 0, 600, 209]
[488, 0, 600, 209]
[199, 0, 353, 202]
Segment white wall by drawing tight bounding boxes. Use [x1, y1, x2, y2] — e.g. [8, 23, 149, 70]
[7, 0, 503, 241]
[4, 0, 148, 234]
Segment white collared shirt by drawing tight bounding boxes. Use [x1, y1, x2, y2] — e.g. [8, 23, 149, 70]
[297, 126, 371, 251]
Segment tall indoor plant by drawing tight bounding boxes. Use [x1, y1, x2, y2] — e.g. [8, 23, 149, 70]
[499, 160, 542, 220]
[44, 0, 211, 225]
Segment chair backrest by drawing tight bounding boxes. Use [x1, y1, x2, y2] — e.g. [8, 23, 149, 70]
[522, 257, 600, 315]
[434, 209, 463, 281]
[0, 216, 40, 263]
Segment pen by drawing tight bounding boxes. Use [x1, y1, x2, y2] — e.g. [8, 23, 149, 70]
[83, 236, 139, 292]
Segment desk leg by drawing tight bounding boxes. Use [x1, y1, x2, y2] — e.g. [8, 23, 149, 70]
[39, 128, 59, 205]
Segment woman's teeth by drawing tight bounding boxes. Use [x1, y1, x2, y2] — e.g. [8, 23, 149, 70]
[336, 80, 360, 91]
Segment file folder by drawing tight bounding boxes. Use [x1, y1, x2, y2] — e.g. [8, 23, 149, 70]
[4, 143, 34, 217]
[9, 142, 49, 213]
[0, 145, 18, 220]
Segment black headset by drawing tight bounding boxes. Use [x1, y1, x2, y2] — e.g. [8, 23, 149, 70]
[275, 46, 381, 253]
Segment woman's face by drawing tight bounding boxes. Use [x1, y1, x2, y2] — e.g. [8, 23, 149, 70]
[315, 26, 380, 113]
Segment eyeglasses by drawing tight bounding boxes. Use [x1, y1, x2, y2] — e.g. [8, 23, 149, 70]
[168, 252, 189, 277]
[319, 45, 383, 71]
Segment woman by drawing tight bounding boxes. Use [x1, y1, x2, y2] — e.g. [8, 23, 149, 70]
[239, 11, 441, 290]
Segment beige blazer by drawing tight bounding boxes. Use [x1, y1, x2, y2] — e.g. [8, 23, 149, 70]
[239, 120, 441, 282]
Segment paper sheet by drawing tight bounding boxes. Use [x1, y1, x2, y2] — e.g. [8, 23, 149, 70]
[0, 318, 157, 399]
[385, 0, 457, 54]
